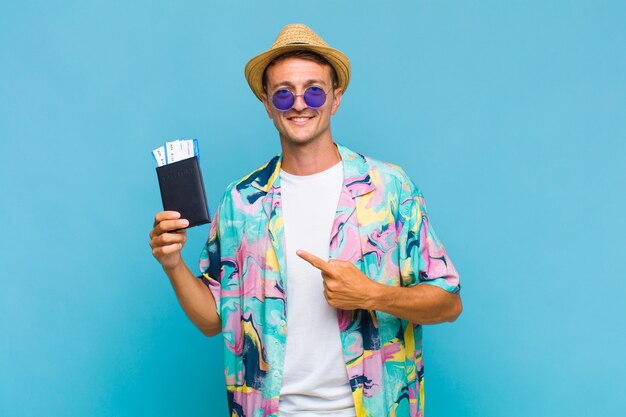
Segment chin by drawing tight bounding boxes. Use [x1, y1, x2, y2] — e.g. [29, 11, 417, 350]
[284, 135, 319, 146]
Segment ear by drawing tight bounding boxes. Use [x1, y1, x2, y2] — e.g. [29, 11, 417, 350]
[330, 88, 343, 115]
[261, 92, 274, 119]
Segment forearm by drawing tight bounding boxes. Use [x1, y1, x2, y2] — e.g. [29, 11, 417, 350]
[163, 261, 222, 336]
[369, 282, 462, 325]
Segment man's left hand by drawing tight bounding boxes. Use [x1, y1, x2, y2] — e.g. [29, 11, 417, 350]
[297, 250, 379, 310]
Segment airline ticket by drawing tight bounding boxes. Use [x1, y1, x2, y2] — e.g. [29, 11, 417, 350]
[152, 139, 199, 167]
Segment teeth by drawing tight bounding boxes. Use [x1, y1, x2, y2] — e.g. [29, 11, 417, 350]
[290, 117, 310, 122]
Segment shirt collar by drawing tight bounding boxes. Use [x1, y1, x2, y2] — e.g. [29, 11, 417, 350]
[247, 142, 375, 198]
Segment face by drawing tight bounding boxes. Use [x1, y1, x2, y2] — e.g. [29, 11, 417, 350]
[261, 57, 343, 147]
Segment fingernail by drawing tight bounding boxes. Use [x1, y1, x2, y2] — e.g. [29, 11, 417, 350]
[181, 219, 189, 227]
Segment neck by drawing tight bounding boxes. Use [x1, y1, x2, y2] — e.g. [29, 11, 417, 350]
[279, 137, 341, 175]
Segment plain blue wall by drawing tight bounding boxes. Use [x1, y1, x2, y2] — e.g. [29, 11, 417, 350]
[1, 1, 625, 416]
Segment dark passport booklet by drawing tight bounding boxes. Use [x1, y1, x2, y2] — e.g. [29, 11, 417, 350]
[156, 156, 210, 228]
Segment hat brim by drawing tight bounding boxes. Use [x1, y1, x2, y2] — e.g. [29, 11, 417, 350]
[244, 44, 351, 101]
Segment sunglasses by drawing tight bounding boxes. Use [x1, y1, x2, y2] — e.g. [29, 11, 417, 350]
[271, 86, 333, 111]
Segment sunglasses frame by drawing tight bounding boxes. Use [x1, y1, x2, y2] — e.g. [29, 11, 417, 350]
[270, 85, 334, 111]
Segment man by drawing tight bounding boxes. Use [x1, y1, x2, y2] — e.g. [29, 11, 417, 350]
[150, 24, 461, 417]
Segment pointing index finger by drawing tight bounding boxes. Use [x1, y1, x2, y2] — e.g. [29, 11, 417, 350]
[296, 250, 331, 272]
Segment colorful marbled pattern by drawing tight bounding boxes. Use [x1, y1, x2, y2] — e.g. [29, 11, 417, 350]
[198, 144, 460, 417]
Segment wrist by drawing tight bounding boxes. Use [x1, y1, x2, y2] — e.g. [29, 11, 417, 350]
[366, 281, 388, 311]
[162, 259, 186, 277]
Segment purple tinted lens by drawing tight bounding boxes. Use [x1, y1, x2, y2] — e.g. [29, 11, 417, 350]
[303, 86, 326, 108]
[272, 89, 294, 111]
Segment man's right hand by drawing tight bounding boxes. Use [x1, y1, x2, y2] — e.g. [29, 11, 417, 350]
[148, 210, 221, 336]
[149, 211, 189, 271]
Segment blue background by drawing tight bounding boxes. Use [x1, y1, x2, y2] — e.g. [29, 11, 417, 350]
[1, 1, 624, 416]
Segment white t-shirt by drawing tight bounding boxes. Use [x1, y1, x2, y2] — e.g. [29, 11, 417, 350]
[278, 161, 356, 417]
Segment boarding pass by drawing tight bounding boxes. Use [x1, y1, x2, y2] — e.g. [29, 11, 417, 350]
[152, 139, 199, 167]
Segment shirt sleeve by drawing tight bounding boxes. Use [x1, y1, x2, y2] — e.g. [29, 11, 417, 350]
[197, 207, 222, 314]
[397, 174, 460, 293]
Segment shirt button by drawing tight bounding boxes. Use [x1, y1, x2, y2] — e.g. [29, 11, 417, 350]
[280, 320, 286, 327]
[273, 370, 281, 377]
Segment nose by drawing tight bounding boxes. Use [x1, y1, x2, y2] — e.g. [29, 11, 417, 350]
[292, 93, 307, 112]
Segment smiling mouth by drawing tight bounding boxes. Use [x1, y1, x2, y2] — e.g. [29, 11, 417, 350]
[287, 116, 314, 123]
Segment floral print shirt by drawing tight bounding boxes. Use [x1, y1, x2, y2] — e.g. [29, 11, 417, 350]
[198, 143, 460, 417]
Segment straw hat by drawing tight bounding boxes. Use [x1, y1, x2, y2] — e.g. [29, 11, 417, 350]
[244, 24, 351, 101]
